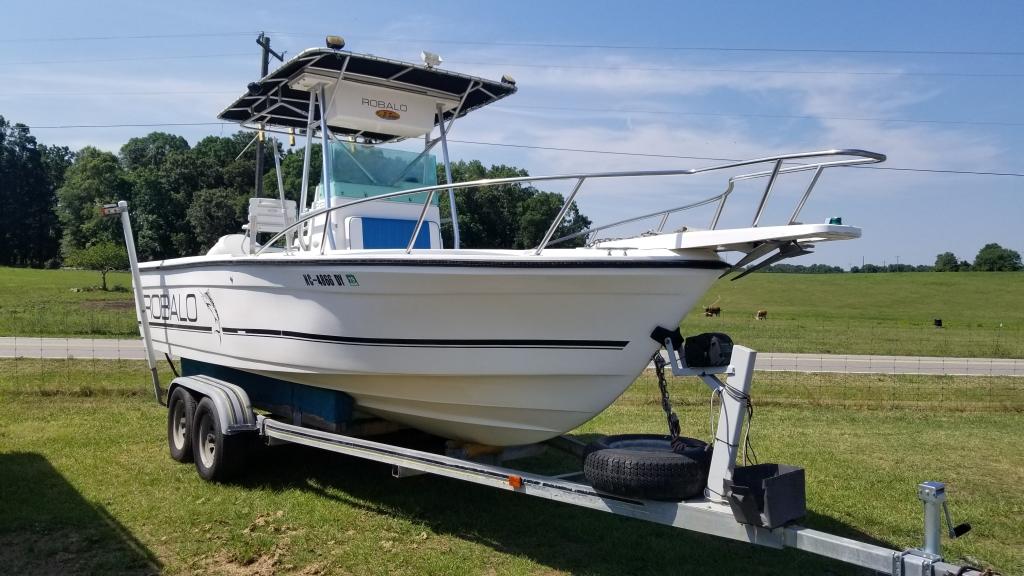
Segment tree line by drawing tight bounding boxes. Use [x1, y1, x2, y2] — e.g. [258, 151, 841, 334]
[762, 243, 1023, 274]
[0, 116, 591, 272]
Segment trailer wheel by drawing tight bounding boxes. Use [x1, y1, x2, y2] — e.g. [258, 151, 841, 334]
[167, 387, 197, 463]
[584, 434, 711, 501]
[192, 397, 244, 482]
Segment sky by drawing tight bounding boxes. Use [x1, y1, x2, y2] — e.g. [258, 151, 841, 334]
[1, 1, 1021, 266]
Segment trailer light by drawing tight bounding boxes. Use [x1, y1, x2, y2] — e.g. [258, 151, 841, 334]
[507, 475, 523, 489]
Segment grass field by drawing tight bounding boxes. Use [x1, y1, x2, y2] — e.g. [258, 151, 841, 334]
[1, 266, 1022, 357]
[1, 359, 1021, 575]
[0, 267, 135, 337]
[682, 272, 1024, 358]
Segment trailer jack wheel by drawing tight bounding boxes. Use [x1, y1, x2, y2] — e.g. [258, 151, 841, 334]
[192, 397, 244, 482]
[167, 387, 197, 463]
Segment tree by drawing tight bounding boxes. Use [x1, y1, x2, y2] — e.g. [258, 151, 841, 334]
[119, 132, 189, 173]
[186, 188, 249, 252]
[66, 242, 128, 290]
[119, 134, 208, 259]
[0, 117, 65, 267]
[265, 144, 322, 205]
[57, 147, 132, 258]
[436, 160, 591, 249]
[934, 252, 960, 271]
[972, 243, 1023, 271]
[516, 191, 591, 249]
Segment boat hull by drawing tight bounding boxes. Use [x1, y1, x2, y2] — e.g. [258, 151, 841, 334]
[139, 251, 724, 445]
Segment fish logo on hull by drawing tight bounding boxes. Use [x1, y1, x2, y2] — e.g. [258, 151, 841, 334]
[375, 109, 401, 120]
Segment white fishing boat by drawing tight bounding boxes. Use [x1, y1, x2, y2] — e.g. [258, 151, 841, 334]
[131, 40, 884, 446]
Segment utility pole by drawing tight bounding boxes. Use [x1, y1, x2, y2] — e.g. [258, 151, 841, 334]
[254, 32, 284, 197]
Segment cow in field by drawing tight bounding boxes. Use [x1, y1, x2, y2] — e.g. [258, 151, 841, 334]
[704, 296, 722, 317]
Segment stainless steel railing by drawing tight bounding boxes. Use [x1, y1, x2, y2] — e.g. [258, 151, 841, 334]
[255, 148, 884, 256]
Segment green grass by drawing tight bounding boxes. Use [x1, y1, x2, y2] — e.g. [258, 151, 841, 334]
[682, 272, 1024, 358]
[1, 359, 1021, 575]
[0, 267, 136, 337]
[2, 267, 1022, 357]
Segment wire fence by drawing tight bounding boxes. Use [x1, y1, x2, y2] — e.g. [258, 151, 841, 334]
[635, 369, 1024, 414]
[1, 334, 1022, 375]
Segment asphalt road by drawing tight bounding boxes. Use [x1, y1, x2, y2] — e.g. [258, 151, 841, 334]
[1, 337, 1021, 377]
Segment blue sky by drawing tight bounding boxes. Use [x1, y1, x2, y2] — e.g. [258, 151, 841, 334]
[1, 1, 1021, 266]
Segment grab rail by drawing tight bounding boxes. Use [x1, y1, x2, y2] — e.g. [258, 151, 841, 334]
[255, 148, 884, 256]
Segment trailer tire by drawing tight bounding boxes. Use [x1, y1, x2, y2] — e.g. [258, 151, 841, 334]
[167, 387, 197, 463]
[584, 435, 711, 501]
[192, 397, 244, 482]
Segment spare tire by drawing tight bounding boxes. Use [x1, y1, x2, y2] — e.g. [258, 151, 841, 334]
[583, 434, 711, 501]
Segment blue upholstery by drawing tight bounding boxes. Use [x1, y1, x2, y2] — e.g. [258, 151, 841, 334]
[361, 218, 431, 249]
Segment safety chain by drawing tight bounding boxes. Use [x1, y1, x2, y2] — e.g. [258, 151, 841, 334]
[652, 351, 685, 451]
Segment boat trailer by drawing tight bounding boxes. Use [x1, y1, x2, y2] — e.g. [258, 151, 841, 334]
[106, 201, 990, 575]
[161, 343, 985, 576]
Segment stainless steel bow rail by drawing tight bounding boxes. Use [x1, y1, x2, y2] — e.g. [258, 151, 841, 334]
[255, 148, 885, 256]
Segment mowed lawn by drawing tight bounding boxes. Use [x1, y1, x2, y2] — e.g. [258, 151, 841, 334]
[0, 359, 1021, 575]
[1, 266, 1021, 357]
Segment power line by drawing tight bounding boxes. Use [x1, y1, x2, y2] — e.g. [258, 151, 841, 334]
[0, 52, 251, 67]
[2, 30, 1021, 57]
[2, 91, 236, 97]
[445, 139, 1024, 177]
[0, 32, 258, 43]
[449, 60, 1024, 79]
[497, 104, 1024, 128]
[5, 51, 1021, 79]
[25, 122, 226, 129]
[338, 35, 1024, 57]
[7, 91, 1019, 128]
[16, 122, 1024, 177]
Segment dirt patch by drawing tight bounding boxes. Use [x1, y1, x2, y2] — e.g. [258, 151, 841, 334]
[0, 528, 158, 576]
[201, 549, 282, 576]
[81, 299, 135, 310]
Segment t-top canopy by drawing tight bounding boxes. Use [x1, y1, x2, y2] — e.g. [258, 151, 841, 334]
[218, 48, 518, 143]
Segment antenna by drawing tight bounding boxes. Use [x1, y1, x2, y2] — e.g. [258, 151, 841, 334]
[253, 32, 285, 198]
[421, 51, 442, 68]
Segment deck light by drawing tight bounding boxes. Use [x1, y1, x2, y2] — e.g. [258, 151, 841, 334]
[421, 51, 442, 68]
[325, 35, 345, 50]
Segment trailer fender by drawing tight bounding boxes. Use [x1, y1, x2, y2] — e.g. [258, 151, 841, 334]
[168, 375, 257, 434]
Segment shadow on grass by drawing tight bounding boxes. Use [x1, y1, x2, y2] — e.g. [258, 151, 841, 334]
[235, 436, 889, 576]
[0, 452, 161, 576]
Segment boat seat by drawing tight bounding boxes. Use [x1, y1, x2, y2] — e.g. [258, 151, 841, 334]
[345, 216, 439, 250]
[247, 198, 297, 243]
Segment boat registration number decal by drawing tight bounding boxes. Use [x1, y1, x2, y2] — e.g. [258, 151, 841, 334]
[302, 273, 359, 287]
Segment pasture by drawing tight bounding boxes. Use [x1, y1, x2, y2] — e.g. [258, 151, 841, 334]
[682, 271, 1023, 358]
[0, 359, 1021, 575]
[0, 267, 135, 337]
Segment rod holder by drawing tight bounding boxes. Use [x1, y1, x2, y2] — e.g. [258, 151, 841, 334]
[103, 201, 162, 405]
